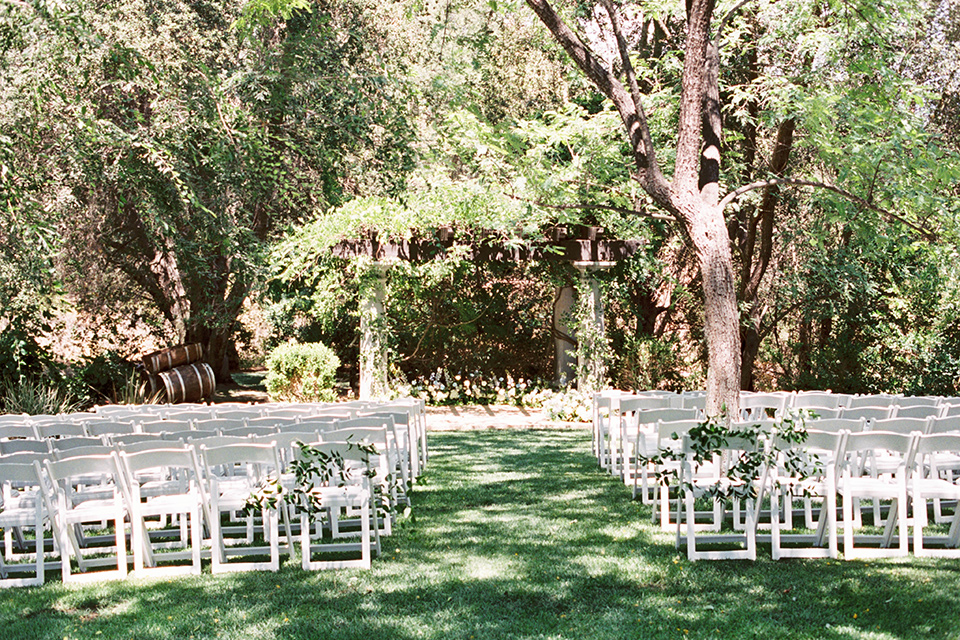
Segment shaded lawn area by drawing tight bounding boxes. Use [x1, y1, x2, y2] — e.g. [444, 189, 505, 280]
[3, 428, 960, 639]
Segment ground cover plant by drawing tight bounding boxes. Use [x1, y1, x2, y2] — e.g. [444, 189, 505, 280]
[2, 428, 960, 639]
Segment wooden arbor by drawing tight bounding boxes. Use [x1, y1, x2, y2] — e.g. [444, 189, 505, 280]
[332, 229, 642, 399]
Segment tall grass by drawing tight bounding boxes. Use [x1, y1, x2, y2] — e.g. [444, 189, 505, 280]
[1, 428, 959, 639]
[0, 376, 79, 415]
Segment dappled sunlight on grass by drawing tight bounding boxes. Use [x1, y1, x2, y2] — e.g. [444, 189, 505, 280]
[3, 428, 960, 638]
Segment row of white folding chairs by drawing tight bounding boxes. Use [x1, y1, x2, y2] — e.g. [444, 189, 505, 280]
[0, 430, 392, 586]
[635, 413, 960, 530]
[1, 398, 427, 482]
[591, 390, 960, 476]
[667, 427, 960, 561]
[0, 415, 412, 501]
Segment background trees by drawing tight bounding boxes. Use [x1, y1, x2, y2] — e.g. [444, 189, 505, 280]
[1, 0, 958, 407]
[1, 0, 414, 379]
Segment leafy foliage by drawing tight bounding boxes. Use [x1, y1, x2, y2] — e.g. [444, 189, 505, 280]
[641, 409, 814, 503]
[242, 440, 390, 519]
[0, 376, 80, 416]
[264, 341, 340, 402]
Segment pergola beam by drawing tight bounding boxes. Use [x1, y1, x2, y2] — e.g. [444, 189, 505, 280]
[332, 238, 642, 264]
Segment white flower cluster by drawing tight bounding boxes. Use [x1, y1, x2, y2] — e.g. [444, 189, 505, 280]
[393, 368, 554, 407]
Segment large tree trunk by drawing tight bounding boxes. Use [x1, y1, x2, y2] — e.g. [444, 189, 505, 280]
[525, 0, 740, 418]
[680, 200, 741, 416]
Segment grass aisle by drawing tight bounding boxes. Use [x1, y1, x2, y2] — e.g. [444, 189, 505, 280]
[3, 428, 960, 639]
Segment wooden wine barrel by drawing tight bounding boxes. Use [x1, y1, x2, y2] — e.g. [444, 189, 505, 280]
[156, 363, 216, 404]
[142, 371, 165, 400]
[141, 343, 204, 375]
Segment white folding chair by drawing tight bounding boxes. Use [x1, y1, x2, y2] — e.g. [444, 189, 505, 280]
[592, 392, 621, 471]
[198, 442, 287, 573]
[845, 395, 898, 409]
[837, 431, 916, 559]
[896, 396, 941, 408]
[614, 396, 681, 479]
[740, 392, 790, 421]
[328, 417, 409, 506]
[893, 405, 944, 420]
[770, 430, 846, 559]
[0, 460, 48, 587]
[627, 409, 701, 503]
[910, 433, 960, 557]
[801, 407, 842, 419]
[840, 406, 894, 422]
[139, 418, 194, 435]
[84, 420, 136, 438]
[359, 409, 418, 481]
[118, 446, 206, 577]
[791, 391, 840, 410]
[32, 421, 86, 440]
[38, 453, 128, 583]
[679, 434, 761, 561]
[294, 441, 381, 570]
[0, 424, 35, 442]
[0, 439, 48, 456]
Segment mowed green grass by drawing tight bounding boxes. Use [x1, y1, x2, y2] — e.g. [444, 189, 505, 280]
[3, 428, 960, 639]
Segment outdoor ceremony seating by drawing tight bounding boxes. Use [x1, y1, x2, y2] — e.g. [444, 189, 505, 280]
[593, 390, 960, 561]
[38, 453, 129, 583]
[118, 446, 205, 577]
[294, 441, 381, 571]
[909, 433, 960, 556]
[0, 398, 427, 586]
[0, 459, 47, 587]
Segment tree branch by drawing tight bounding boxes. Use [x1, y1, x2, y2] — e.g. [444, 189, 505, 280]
[716, 0, 757, 39]
[600, 0, 660, 177]
[524, 0, 672, 209]
[719, 177, 939, 241]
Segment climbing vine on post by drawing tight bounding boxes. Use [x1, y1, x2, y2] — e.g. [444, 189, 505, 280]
[356, 259, 393, 399]
[573, 267, 612, 393]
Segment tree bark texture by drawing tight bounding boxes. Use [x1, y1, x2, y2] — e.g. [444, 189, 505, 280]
[525, 0, 740, 417]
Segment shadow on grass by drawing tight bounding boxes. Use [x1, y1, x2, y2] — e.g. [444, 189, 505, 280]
[3, 429, 960, 639]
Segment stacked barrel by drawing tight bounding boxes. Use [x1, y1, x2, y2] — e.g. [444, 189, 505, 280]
[141, 344, 216, 403]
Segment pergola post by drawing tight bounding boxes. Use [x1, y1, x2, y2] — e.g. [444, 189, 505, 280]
[359, 263, 390, 400]
[574, 262, 615, 393]
[553, 285, 578, 386]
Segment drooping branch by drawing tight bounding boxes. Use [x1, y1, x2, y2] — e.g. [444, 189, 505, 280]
[719, 177, 939, 241]
[600, 0, 662, 181]
[524, 0, 672, 208]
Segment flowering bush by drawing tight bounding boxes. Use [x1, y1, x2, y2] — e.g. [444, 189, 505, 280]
[394, 368, 546, 406]
[390, 367, 592, 422]
[541, 390, 592, 422]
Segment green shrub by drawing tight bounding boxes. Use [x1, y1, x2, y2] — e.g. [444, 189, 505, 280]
[66, 351, 135, 408]
[0, 324, 53, 383]
[264, 342, 340, 403]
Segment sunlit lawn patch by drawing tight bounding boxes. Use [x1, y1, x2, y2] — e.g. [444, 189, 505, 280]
[2, 428, 959, 639]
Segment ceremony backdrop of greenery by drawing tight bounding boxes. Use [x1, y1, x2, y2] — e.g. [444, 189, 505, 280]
[1, 0, 959, 408]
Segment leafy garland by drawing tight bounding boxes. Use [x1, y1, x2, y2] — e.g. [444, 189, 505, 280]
[242, 440, 393, 518]
[640, 408, 818, 503]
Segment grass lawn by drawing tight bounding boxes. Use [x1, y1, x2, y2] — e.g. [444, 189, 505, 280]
[3, 428, 960, 639]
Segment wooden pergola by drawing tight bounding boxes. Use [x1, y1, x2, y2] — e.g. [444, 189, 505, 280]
[332, 230, 643, 399]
